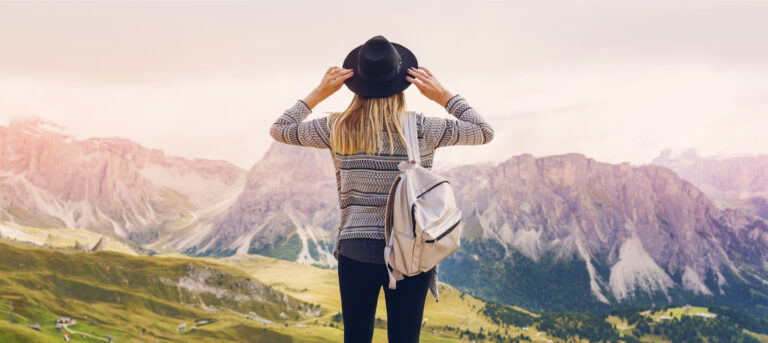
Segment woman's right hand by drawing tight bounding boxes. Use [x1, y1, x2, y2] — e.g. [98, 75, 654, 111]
[406, 67, 454, 107]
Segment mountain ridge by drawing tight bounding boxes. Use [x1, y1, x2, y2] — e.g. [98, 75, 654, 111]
[2, 115, 768, 316]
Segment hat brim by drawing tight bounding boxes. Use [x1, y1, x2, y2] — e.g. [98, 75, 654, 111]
[342, 42, 418, 98]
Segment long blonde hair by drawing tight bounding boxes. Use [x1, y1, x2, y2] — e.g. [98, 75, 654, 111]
[327, 92, 409, 155]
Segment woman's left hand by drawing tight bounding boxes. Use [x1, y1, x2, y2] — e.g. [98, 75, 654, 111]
[304, 66, 354, 110]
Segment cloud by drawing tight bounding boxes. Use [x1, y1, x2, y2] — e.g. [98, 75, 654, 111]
[1, 1, 767, 169]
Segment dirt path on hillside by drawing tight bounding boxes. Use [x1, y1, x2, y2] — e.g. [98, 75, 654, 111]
[63, 324, 110, 342]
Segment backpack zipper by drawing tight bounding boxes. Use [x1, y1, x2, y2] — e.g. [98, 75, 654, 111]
[385, 175, 401, 242]
[416, 180, 450, 199]
[425, 219, 461, 243]
[411, 179, 451, 237]
[411, 203, 417, 237]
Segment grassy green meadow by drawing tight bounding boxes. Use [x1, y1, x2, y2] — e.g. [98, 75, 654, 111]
[2, 240, 768, 342]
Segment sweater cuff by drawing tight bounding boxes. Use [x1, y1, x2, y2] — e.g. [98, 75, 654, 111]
[297, 99, 312, 113]
[444, 93, 464, 114]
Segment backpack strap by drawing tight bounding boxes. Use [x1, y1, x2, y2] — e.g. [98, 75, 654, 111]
[404, 112, 420, 164]
[384, 228, 403, 290]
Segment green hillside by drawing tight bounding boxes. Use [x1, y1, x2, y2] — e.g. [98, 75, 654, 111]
[3, 240, 768, 342]
[0, 241, 318, 342]
[0, 240, 545, 342]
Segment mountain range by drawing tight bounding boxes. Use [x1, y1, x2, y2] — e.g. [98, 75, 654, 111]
[652, 148, 768, 221]
[1, 115, 767, 317]
[439, 152, 768, 315]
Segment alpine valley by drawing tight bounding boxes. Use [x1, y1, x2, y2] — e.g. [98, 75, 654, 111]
[2, 114, 768, 322]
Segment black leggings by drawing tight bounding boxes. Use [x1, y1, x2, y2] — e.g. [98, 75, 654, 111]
[337, 254, 434, 343]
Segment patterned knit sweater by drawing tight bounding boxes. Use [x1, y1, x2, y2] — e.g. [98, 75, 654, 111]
[269, 93, 494, 302]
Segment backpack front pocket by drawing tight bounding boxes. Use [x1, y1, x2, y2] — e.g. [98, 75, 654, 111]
[419, 221, 463, 271]
[425, 219, 461, 243]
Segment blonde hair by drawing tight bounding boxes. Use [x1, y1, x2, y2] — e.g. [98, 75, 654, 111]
[327, 92, 409, 155]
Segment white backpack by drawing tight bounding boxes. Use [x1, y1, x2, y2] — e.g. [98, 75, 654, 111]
[383, 111, 464, 290]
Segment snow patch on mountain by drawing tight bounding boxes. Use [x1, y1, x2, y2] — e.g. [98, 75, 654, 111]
[271, 206, 336, 265]
[574, 237, 610, 303]
[550, 234, 580, 262]
[511, 228, 545, 261]
[609, 235, 674, 301]
[682, 266, 713, 295]
[715, 269, 728, 295]
[233, 224, 262, 256]
[172, 222, 218, 252]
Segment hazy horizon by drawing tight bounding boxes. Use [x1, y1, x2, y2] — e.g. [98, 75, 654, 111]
[2, 1, 767, 170]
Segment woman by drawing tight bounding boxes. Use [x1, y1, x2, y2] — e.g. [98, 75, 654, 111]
[269, 35, 494, 343]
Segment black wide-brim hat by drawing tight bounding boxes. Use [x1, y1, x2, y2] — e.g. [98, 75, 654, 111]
[343, 35, 418, 98]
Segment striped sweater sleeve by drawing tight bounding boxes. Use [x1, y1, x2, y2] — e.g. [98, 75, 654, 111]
[269, 99, 332, 149]
[421, 94, 495, 149]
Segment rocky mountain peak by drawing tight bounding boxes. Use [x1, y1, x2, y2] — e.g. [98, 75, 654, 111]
[8, 113, 71, 137]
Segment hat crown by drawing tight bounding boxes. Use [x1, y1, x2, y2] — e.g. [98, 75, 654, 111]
[342, 35, 417, 98]
[357, 35, 402, 82]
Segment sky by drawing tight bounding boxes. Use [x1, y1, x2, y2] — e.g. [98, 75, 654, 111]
[1, 1, 767, 171]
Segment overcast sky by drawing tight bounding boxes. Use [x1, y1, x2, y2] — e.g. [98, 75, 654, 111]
[1, 1, 767, 170]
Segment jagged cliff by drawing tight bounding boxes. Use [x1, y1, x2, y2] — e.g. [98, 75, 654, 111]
[440, 153, 768, 309]
[0, 114, 246, 246]
[176, 142, 339, 265]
